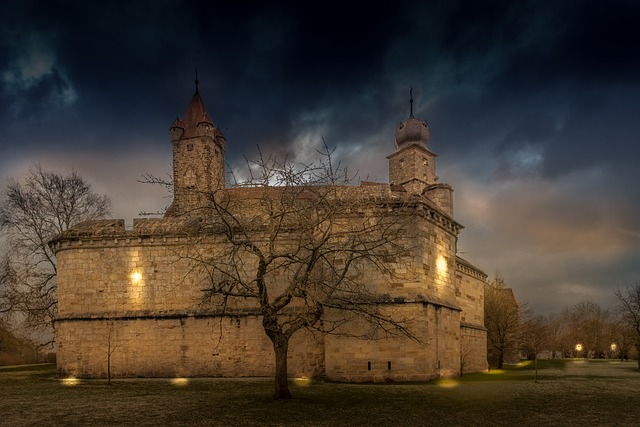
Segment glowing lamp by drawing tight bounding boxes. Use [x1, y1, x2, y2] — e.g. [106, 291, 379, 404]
[170, 378, 189, 386]
[131, 272, 142, 282]
[294, 377, 312, 387]
[62, 377, 79, 386]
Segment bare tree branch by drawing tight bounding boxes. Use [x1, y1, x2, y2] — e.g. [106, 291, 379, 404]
[615, 283, 640, 368]
[146, 148, 417, 398]
[0, 164, 111, 340]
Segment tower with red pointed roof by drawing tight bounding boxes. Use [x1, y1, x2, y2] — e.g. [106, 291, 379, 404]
[166, 78, 227, 217]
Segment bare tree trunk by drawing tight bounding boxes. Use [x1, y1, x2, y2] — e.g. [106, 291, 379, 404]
[107, 340, 112, 386]
[497, 347, 505, 369]
[107, 322, 114, 386]
[269, 332, 292, 399]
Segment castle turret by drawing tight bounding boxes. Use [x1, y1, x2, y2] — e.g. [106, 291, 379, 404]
[388, 91, 453, 216]
[166, 79, 226, 217]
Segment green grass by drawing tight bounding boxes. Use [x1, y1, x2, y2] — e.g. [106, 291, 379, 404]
[1, 360, 639, 426]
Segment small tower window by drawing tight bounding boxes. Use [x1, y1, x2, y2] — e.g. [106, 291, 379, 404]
[422, 158, 428, 166]
[187, 144, 194, 151]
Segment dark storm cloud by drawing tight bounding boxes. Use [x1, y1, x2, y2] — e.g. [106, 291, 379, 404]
[2, 0, 639, 314]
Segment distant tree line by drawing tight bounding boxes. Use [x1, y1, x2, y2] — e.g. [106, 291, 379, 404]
[485, 276, 640, 370]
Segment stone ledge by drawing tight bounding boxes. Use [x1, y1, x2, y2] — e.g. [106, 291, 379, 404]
[55, 308, 263, 322]
[460, 322, 488, 331]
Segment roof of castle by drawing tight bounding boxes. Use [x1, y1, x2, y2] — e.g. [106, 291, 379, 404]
[173, 91, 215, 139]
[394, 89, 431, 150]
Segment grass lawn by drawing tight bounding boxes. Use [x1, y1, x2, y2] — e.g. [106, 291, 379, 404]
[1, 360, 638, 426]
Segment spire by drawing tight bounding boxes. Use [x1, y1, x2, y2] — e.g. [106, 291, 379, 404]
[195, 68, 199, 94]
[409, 86, 414, 118]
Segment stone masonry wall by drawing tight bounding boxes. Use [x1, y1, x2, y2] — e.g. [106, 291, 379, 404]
[324, 303, 461, 381]
[56, 315, 324, 379]
[51, 187, 483, 380]
[455, 266, 486, 327]
[460, 326, 488, 373]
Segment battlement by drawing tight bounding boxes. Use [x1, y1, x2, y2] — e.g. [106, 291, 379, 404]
[48, 217, 203, 252]
[456, 257, 488, 281]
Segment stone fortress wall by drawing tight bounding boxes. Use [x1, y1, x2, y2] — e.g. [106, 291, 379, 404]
[51, 86, 488, 381]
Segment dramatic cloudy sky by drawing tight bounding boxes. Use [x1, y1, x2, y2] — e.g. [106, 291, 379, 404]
[1, 0, 638, 315]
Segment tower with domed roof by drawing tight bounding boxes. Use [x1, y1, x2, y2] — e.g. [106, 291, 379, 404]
[387, 91, 453, 216]
[166, 78, 227, 217]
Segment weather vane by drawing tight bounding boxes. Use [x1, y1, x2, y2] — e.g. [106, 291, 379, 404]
[195, 68, 199, 94]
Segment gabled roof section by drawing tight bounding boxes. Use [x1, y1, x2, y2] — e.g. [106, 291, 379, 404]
[180, 92, 214, 138]
[170, 116, 184, 129]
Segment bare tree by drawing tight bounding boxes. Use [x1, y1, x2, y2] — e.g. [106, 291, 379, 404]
[484, 274, 525, 369]
[521, 314, 549, 382]
[615, 283, 640, 368]
[544, 313, 567, 358]
[105, 320, 118, 385]
[160, 148, 416, 398]
[0, 165, 110, 340]
[1, 256, 16, 355]
[562, 300, 609, 359]
[0, 255, 14, 320]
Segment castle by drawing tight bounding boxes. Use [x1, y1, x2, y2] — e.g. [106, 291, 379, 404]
[50, 84, 488, 381]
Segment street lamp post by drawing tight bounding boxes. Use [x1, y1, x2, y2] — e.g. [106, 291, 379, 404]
[575, 343, 583, 358]
[610, 343, 617, 361]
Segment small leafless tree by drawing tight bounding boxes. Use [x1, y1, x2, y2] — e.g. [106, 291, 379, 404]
[0, 165, 110, 340]
[151, 147, 417, 398]
[615, 283, 640, 369]
[105, 320, 118, 385]
[521, 314, 549, 382]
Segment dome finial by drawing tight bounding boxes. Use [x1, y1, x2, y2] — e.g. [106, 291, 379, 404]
[195, 68, 199, 94]
[409, 86, 414, 118]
